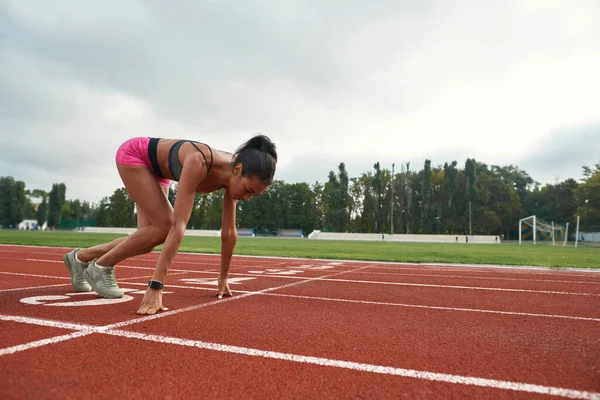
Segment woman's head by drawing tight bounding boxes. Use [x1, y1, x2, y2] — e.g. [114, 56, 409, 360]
[228, 134, 277, 201]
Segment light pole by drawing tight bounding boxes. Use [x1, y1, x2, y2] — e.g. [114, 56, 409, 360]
[391, 163, 395, 235]
[469, 200, 472, 237]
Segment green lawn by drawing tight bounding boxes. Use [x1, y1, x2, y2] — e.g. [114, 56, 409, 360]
[1, 230, 598, 269]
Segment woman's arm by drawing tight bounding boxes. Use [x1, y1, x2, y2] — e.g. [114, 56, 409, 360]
[137, 155, 205, 314]
[152, 156, 204, 282]
[217, 187, 237, 298]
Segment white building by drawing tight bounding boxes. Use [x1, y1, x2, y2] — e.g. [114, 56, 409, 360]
[17, 219, 47, 230]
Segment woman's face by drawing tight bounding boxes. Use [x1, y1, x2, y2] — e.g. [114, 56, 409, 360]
[229, 164, 269, 201]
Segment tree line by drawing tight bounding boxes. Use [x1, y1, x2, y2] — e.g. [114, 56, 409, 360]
[1, 158, 598, 239]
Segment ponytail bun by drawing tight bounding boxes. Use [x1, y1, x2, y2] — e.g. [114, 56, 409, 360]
[233, 134, 278, 185]
[237, 135, 277, 162]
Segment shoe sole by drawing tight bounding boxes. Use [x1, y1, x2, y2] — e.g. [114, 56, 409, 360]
[63, 253, 92, 292]
[83, 268, 124, 299]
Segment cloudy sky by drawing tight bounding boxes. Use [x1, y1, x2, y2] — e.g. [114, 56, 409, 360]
[1, 0, 599, 203]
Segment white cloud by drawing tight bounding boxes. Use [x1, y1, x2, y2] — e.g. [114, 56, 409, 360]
[1, 0, 599, 202]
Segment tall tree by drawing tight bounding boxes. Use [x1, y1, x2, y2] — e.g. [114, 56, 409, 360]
[0, 177, 15, 227]
[311, 182, 324, 230]
[47, 183, 66, 229]
[372, 162, 384, 232]
[575, 161, 600, 231]
[338, 163, 350, 232]
[12, 180, 26, 226]
[442, 161, 458, 233]
[109, 188, 136, 227]
[36, 194, 48, 228]
[348, 178, 362, 232]
[322, 164, 348, 232]
[286, 182, 316, 234]
[359, 173, 375, 233]
[92, 197, 111, 227]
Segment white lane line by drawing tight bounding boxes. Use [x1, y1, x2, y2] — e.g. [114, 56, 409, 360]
[350, 271, 600, 286]
[101, 265, 374, 330]
[0, 271, 69, 280]
[0, 315, 95, 331]
[167, 272, 600, 296]
[4, 274, 598, 323]
[22, 259, 65, 264]
[17, 256, 220, 269]
[12, 261, 600, 296]
[22, 259, 219, 274]
[4, 245, 598, 274]
[362, 263, 600, 276]
[307, 278, 600, 296]
[1, 313, 597, 399]
[0, 268, 188, 282]
[120, 283, 600, 322]
[0, 272, 187, 293]
[0, 265, 373, 353]
[103, 329, 600, 400]
[119, 271, 191, 281]
[0, 283, 70, 293]
[12, 257, 600, 287]
[257, 293, 600, 322]
[359, 263, 598, 274]
[0, 331, 91, 356]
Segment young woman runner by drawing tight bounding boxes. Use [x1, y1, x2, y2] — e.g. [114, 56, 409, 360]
[62, 134, 277, 314]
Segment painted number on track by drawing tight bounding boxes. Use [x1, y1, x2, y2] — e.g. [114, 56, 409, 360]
[248, 265, 334, 275]
[180, 277, 255, 285]
[20, 288, 171, 307]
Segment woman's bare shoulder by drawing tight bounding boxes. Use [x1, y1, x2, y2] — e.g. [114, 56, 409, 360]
[213, 149, 234, 163]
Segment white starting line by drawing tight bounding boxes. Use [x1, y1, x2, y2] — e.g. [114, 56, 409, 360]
[0, 313, 598, 399]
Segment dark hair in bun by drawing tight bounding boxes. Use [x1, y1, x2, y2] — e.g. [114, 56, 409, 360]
[233, 134, 277, 185]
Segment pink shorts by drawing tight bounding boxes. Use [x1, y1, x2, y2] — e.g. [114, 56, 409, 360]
[115, 137, 171, 186]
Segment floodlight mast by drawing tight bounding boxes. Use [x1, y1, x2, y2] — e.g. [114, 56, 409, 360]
[575, 216, 580, 247]
[390, 163, 394, 235]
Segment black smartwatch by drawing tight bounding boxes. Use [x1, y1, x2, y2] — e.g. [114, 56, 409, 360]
[148, 280, 164, 290]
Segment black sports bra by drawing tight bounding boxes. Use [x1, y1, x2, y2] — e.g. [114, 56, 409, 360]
[168, 140, 213, 181]
[148, 138, 213, 182]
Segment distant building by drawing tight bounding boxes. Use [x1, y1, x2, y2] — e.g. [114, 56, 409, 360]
[577, 232, 600, 242]
[18, 219, 47, 230]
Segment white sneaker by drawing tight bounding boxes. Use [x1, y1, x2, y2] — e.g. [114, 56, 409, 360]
[62, 249, 92, 292]
[83, 260, 124, 299]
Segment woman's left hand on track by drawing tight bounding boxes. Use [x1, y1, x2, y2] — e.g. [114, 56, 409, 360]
[217, 276, 233, 299]
[137, 288, 169, 315]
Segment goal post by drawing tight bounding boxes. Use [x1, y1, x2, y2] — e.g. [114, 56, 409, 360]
[519, 215, 568, 246]
[519, 215, 536, 245]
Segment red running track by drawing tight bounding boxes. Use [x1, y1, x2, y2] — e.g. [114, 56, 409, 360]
[0, 244, 599, 399]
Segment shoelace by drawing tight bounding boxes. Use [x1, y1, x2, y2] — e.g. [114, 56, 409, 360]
[103, 267, 118, 286]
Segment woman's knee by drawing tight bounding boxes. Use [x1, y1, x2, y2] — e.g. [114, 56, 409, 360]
[151, 225, 171, 246]
[145, 245, 158, 254]
[154, 214, 174, 234]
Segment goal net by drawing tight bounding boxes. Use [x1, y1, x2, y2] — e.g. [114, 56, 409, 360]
[519, 215, 569, 245]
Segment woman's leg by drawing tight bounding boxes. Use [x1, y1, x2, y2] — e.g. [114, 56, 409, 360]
[76, 185, 170, 262]
[82, 164, 173, 298]
[94, 164, 173, 267]
[77, 238, 127, 263]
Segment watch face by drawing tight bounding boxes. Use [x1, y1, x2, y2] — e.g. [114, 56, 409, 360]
[148, 280, 163, 290]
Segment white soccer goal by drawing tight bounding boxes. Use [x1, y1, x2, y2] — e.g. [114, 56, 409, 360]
[518, 215, 569, 246]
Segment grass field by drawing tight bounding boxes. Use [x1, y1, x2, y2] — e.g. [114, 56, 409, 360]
[1, 230, 598, 269]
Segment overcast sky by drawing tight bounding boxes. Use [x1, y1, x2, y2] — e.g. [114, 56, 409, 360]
[1, 0, 599, 203]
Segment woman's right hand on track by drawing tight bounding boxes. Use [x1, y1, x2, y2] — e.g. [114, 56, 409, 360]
[137, 287, 169, 315]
